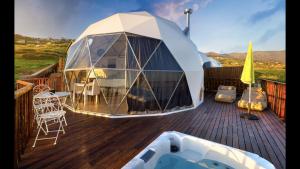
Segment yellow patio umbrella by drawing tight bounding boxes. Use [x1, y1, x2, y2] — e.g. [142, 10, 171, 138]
[240, 41, 259, 120]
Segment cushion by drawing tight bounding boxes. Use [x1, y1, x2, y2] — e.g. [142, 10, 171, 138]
[237, 87, 267, 111]
[215, 85, 236, 103]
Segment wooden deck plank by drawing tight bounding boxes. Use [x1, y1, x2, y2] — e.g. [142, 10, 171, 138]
[235, 104, 246, 150]
[262, 109, 286, 149]
[208, 97, 226, 143]
[199, 95, 218, 139]
[231, 101, 240, 149]
[226, 101, 233, 147]
[203, 97, 221, 140]
[19, 92, 285, 169]
[221, 101, 230, 146]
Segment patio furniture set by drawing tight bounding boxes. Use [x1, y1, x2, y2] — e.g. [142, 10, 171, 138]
[214, 85, 267, 111]
[32, 84, 70, 147]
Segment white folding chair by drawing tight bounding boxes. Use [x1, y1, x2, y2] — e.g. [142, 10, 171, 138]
[33, 92, 68, 127]
[32, 94, 66, 147]
[33, 96, 54, 135]
[84, 79, 101, 104]
[33, 84, 51, 96]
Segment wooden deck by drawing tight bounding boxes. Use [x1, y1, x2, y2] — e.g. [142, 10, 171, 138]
[19, 93, 286, 169]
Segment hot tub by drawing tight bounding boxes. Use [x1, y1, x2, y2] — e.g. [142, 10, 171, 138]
[122, 131, 275, 169]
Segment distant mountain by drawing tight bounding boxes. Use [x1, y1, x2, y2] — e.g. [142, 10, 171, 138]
[206, 51, 285, 64]
[15, 34, 74, 44]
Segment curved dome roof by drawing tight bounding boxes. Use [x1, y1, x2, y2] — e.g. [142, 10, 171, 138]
[68, 11, 204, 108]
[73, 11, 202, 70]
[75, 11, 174, 42]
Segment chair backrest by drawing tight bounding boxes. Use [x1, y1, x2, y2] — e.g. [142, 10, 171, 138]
[41, 93, 63, 113]
[33, 84, 50, 96]
[91, 79, 100, 95]
[74, 84, 85, 94]
[33, 93, 63, 111]
[33, 96, 45, 115]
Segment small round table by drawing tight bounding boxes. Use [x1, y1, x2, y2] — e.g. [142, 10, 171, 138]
[35, 91, 71, 105]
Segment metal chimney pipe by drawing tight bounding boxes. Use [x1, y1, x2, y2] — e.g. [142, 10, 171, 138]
[184, 8, 193, 38]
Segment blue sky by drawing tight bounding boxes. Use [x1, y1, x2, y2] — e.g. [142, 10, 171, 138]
[15, 0, 285, 53]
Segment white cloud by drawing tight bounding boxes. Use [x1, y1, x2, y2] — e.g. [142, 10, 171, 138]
[193, 3, 199, 11]
[154, 0, 189, 23]
[154, 0, 213, 24]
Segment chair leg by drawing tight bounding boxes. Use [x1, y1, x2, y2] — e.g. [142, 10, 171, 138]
[54, 118, 64, 145]
[84, 93, 87, 106]
[54, 121, 60, 145]
[39, 121, 47, 135]
[60, 117, 66, 134]
[73, 91, 76, 103]
[63, 116, 67, 126]
[33, 119, 43, 147]
[45, 120, 49, 133]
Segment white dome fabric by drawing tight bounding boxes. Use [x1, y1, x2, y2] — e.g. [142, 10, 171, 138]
[199, 52, 222, 68]
[64, 11, 204, 116]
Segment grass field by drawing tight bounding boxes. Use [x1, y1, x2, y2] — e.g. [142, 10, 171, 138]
[15, 42, 70, 80]
[210, 55, 286, 82]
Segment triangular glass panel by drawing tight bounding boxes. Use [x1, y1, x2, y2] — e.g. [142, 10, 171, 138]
[63, 71, 76, 108]
[165, 74, 193, 111]
[65, 39, 84, 69]
[69, 70, 92, 110]
[88, 34, 121, 65]
[113, 98, 130, 115]
[144, 71, 183, 110]
[110, 70, 140, 114]
[121, 73, 161, 115]
[126, 70, 140, 92]
[94, 34, 126, 69]
[126, 33, 161, 68]
[75, 73, 110, 114]
[144, 43, 183, 71]
[126, 42, 139, 69]
[65, 40, 82, 69]
[65, 38, 91, 69]
[64, 71, 75, 92]
[94, 69, 126, 112]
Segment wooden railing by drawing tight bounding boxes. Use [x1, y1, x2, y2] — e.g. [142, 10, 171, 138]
[204, 66, 247, 94]
[23, 63, 59, 79]
[23, 73, 64, 91]
[14, 80, 34, 168]
[21, 58, 65, 80]
[260, 79, 286, 121]
[58, 57, 65, 73]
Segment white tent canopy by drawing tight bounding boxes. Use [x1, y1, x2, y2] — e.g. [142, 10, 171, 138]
[64, 11, 206, 116]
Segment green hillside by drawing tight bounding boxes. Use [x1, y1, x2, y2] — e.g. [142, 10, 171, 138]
[15, 34, 73, 79]
[207, 52, 285, 82]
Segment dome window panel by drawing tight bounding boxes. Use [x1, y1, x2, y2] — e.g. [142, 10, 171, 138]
[144, 43, 183, 71]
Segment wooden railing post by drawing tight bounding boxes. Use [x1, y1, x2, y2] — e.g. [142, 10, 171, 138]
[259, 79, 286, 121]
[274, 83, 278, 115]
[14, 80, 34, 168]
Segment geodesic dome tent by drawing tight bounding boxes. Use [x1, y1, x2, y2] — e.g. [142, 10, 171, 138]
[64, 11, 204, 116]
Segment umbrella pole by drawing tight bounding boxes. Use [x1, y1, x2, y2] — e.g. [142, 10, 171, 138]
[240, 84, 259, 120]
[248, 84, 251, 115]
[247, 84, 259, 120]
[240, 85, 251, 119]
